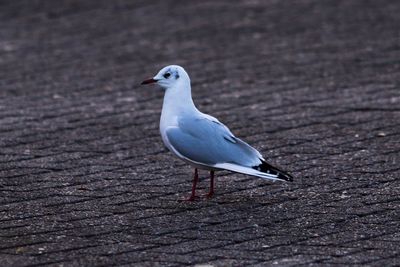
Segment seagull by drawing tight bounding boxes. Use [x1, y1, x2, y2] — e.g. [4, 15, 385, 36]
[141, 65, 293, 201]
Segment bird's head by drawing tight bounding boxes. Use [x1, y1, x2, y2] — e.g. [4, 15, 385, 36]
[141, 65, 190, 89]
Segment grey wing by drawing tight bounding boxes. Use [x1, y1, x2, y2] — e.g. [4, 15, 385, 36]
[165, 116, 262, 167]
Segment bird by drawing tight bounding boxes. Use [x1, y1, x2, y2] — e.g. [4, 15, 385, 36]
[141, 65, 293, 201]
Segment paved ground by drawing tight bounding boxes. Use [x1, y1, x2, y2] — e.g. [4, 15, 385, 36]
[1, 0, 399, 266]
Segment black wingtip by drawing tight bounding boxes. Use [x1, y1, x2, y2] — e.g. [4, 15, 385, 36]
[253, 160, 294, 182]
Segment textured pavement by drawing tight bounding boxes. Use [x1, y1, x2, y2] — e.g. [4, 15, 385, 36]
[1, 0, 400, 266]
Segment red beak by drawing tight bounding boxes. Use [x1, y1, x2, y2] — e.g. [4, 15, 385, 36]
[141, 78, 158, 85]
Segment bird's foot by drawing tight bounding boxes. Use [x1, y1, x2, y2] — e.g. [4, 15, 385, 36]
[206, 192, 214, 199]
[205, 191, 214, 199]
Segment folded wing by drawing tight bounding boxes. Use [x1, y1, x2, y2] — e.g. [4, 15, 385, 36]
[166, 115, 262, 167]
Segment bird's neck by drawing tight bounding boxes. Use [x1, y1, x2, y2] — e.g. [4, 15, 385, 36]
[162, 81, 197, 116]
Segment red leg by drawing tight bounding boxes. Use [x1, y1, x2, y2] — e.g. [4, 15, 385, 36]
[207, 170, 215, 199]
[187, 168, 199, 201]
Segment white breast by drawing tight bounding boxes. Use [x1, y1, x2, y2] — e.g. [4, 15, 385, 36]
[158, 80, 197, 158]
[160, 112, 178, 151]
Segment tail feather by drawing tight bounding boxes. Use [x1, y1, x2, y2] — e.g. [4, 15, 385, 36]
[252, 160, 293, 182]
[214, 162, 292, 182]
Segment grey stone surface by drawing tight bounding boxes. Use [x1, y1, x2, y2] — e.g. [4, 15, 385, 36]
[0, 0, 399, 266]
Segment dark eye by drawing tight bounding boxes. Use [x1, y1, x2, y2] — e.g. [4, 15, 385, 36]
[163, 73, 171, 79]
